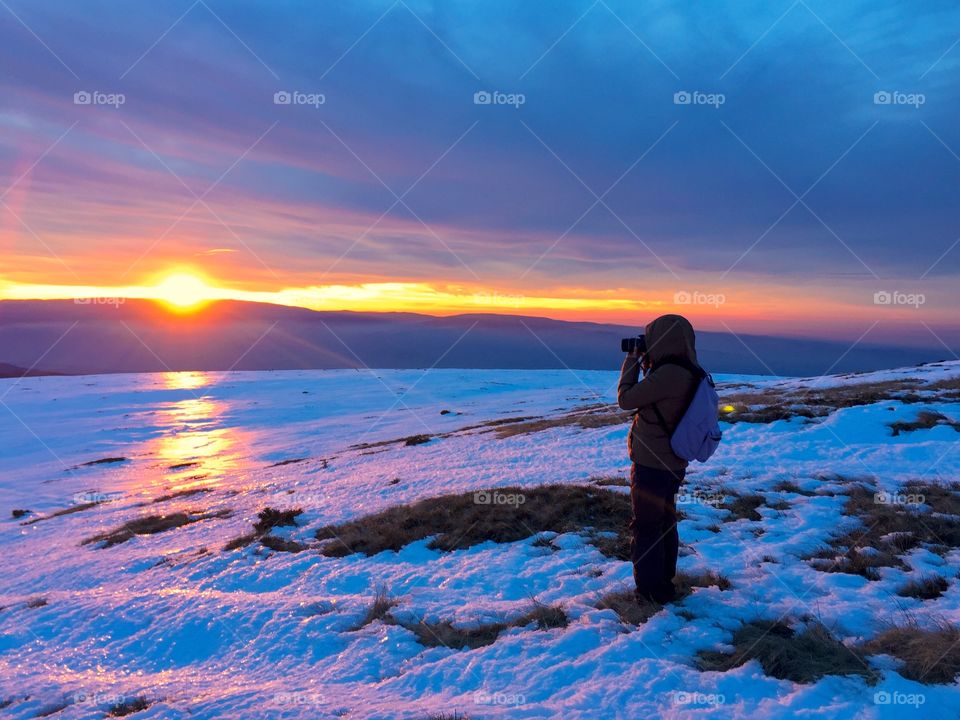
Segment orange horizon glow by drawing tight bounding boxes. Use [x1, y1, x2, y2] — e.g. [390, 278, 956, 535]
[0, 270, 955, 344]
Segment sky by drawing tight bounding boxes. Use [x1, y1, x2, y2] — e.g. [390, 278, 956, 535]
[1, 0, 959, 347]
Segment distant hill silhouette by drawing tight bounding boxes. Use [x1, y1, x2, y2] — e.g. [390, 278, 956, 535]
[0, 299, 947, 377]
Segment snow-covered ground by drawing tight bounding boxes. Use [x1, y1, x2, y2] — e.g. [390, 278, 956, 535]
[1, 362, 959, 719]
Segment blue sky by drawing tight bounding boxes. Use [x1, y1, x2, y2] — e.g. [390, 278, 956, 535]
[1, 0, 959, 343]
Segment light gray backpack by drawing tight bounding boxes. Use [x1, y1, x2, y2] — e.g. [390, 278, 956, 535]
[652, 359, 722, 462]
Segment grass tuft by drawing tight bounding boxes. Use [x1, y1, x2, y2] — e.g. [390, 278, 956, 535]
[315, 484, 632, 559]
[82, 509, 231, 548]
[863, 621, 960, 684]
[698, 619, 877, 684]
[897, 575, 949, 600]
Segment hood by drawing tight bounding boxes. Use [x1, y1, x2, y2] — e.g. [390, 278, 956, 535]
[644, 314, 698, 366]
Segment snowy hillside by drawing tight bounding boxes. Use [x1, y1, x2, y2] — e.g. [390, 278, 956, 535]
[1, 362, 960, 718]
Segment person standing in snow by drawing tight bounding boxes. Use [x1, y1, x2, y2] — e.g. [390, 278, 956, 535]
[617, 314, 701, 605]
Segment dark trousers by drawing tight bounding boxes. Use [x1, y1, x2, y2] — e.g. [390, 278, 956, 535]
[630, 463, 684, 601]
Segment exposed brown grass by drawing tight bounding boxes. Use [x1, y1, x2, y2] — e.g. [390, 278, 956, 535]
[259, 535, 308, 553]
[808, 485, 960, 579]
[772, 480, 816, 496]
[315, 484, 632, 559]
[107, 697, 150, 717]
[398, 601, 568, 649]
[223, 508, 305, 552]
[268, 457, 309, 467]
[21, 501, 102, 525]
[151, 487, 210, 504]
[889, 410, 960, 436]
[863, 621, 960, 684]
[719, 379, 922, 425]
[698, 619, 877, 684]
[897, 575, 949, 600]
[351, 587, 399, 630]
[597, 571, 730, 626]
[721, 493, 765, 522]
[253, 507, 302, 534]
[490, 406, 629, 439]
[83, 509, 231, 548]
[73, 456, 128, 468]
[590, 475, 629, 487]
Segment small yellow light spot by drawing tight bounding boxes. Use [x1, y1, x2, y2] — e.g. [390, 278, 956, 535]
[722, 404, 736, 414]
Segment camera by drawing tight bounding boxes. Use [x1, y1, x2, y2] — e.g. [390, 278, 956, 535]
[621, 335, 646, 354]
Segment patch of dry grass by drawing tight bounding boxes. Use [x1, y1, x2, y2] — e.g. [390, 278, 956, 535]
[808, 485, 960, 579]
[863, 621, 960, 684]
[698, 619, 877, 684]
[82, 509, 231, 548]
[721, 493, 765, 522]
[21, 501, 102, 525]
[597, 571, 730, 626]
[590, 475, 629, 487]
[490, 406, 629, 439]
[400, 601, 568, 649]
[223, 508, 305, 552]
[351, 587, 399, 631]
[897, 575, 949, 600]
[151, 487, 210, 504]
[107, 697, 150, 717]
[889, 410, 960, 436]
[315, 484, 632, 559]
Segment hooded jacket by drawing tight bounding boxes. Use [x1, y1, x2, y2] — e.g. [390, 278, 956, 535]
[617, 314, 700, 471]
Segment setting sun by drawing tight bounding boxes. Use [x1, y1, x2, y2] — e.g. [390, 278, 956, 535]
[153, 273, 212, 311]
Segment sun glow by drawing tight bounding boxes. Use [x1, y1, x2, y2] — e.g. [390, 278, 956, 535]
[152, 272, 213, 311]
